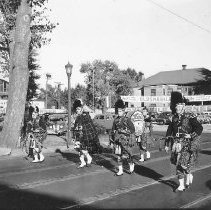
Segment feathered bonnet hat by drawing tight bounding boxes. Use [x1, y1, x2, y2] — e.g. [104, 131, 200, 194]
[170, 91, 188, 114]
[115, 99, 125, 114]
[72, 99, 83, 113]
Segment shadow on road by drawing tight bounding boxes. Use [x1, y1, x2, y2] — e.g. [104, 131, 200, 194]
[0, 182, 98, 210]
[55, 148, 80, 165]
[206, 179, 211, 190]
[158, 179, 178, 191]
[200, 150, 211, 155]
[134, 164, 164, 181]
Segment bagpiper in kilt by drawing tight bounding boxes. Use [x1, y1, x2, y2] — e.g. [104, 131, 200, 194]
[73, 99, 101, 168]
[139, 107, 154, 162]
[165, 91, 203, 192]
[110, 99, 137, 176]
[73, 112, 100, 154]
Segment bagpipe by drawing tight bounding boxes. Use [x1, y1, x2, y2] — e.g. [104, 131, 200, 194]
[157, 132, 192, 165]
[157, 132, 192, 151]
[108, 128, 136, 156]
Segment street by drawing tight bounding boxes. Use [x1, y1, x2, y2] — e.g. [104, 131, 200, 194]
[0, 131, 210, 209]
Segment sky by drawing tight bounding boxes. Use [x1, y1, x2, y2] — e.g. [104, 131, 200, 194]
[38, 0, 211, 90]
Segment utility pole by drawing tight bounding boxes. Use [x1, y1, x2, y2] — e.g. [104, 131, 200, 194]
[45, 73, 51, 109]
[93, 67, 95, 112]
[55, 82, 63, 109]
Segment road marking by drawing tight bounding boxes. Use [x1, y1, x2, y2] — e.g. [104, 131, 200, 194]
[0, 162, 76, 178]
[0, 145, 211, 192]
[0, 168, 108, 193]
[59, 163, 211, 209]
[180, 193, 211, 208]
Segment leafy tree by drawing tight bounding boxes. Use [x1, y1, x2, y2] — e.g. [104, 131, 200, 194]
[193, 69, 211, 95]
[122, 67, 144, 83]
[80, 59, 133, 112]
[27, 48, 40, 101]
[0, 0, 31, 150]
[0, 0, 57, 100]
[0, 0, 57, 150]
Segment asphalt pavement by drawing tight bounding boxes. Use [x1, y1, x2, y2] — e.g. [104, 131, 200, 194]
[0, 124, 210, 209]
[0, 125, 210, 209]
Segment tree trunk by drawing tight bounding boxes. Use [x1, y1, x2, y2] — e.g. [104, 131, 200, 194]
[0, 0, 31, 151]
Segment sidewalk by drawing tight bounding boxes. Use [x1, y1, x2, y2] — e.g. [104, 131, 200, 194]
[0, 135, 75, 159]
[153, 123, 211, 133]
[0, 124, 210, 158]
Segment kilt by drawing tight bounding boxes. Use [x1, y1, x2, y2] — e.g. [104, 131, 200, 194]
[114, 132, 139, 157]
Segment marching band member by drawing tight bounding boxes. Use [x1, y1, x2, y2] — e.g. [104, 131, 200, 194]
[29, 112, 46, 163]
[73, 99, 100, 168]
[139, 107, 153, 162]
[165, 91, 203, 192]
[29, 132, 45, 163]
[110, 99, 137, 176]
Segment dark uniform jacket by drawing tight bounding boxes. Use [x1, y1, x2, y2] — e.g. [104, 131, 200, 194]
[165, 112, 203, 167]
[166, 113, 203, 138]
[111, 114, 137, 154]
[73, 112, 99, 152]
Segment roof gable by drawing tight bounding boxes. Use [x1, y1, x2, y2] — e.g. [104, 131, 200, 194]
[139, 68, 210, 88]
[0, 74, 9, 83]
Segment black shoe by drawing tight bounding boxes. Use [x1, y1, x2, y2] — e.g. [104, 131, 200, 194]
[128, 171, 135, 175]
[77, 164, 86, 169]
[174, 187, 185, 192]
[114, 172, 123, 176]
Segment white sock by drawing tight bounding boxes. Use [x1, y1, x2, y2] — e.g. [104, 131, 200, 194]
[86, 153, 92, 164]
[146, 151, 150, 159]
[79, 155, 86, 167]
[139, 154, 144, 162]
[178, 178, 185, 191]
[32, 154, 39, 162]
[186, 174, 190, 185]
[129, 163, 135, 172]
[117, 165, 123, 175]
[189, 173, 193, 184]
[39, 153, 45, 162]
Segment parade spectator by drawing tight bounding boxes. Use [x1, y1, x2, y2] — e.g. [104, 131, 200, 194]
[165, 91, 203, 192]
[35, 106, 39, 114]
[28, 102, 35, 121]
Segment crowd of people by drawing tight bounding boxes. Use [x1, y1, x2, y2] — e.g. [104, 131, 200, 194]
[71, 91, 203, 193]
[20, 91, 203, 193]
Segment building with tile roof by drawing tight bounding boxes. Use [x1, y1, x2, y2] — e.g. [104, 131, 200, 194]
[0, 74, 9, 100]
[126, 65, 211, 112]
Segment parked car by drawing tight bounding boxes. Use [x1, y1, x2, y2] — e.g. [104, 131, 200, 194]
[156, 111, 172, 125]
[45, 113, 69, 135]
[93, 113, 116, 133]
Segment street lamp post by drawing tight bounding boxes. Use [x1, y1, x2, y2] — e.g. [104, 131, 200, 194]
[93, 67, 95, 112]
[45, 73, 51, 109]
[55, 82, 63, 109]
[65, 62, 73, 148]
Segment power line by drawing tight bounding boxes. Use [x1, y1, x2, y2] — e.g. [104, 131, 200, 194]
[146, 0, 211, 35]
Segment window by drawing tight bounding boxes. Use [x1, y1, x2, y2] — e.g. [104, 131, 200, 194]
[188, 88, 193, 95]
[99, 115, 104, 120]
[151, 89, 156, 96]
[163, 89, 166, 95]
[167, 88, 173, 96]
[0, 80, 3, 92]
[4, 82, 7, 92]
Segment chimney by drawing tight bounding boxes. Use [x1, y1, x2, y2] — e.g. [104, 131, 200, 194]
[182, 65, 187, 70]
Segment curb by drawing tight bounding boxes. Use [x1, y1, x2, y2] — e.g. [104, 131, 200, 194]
[0, 145, 75, 159]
